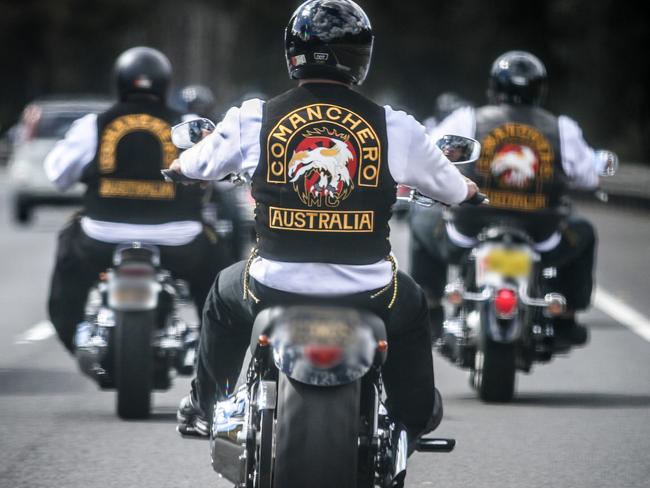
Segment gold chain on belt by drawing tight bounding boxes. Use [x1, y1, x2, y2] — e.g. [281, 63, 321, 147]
[370, 254, 398, 309]
[243, 249, 397, 308]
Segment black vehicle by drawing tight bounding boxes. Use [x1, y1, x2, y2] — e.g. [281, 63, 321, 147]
[200, 305, 454, 488]
[75, 242, 199, 419]
[437, 151, 619, 402]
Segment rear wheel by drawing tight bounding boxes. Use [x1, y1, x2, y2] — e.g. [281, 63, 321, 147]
[256, 409, 274, 488]
[474, 340, 516, 402]
[273, 375, 360, 488]
[114, 311, 155, 419]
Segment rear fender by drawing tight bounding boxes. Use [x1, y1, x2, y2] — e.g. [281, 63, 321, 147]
[268, 306, 385, 387]
[481, 299, 522, 344]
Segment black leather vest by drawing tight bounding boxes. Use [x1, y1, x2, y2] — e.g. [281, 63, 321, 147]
[82, 100, 204, 224]
[252, 84, 395, 264]
[454, 104, 567, 241]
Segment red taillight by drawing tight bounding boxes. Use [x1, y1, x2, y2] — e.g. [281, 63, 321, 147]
[396, 185, 411, 197]
[494, 288, 517, 317]
[304, 345, 343, 369]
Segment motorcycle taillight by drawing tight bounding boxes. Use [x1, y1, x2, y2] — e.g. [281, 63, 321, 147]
[304, 344, 343, 369]
[494, 288, 517, 318]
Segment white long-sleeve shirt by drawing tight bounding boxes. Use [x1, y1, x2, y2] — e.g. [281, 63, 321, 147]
[430, 106, 600, 190]
[43, 114, 202, 246]
[179, 97, 469, 295]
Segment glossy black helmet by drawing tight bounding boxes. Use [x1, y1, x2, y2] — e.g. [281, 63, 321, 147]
[177, 84, 216, 117]
[114, 47, 172, 101]
[487, 50, 547, 106]
[285, 0, 374, 85]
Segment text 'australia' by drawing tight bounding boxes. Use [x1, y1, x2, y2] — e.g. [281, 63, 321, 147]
[269, 207, 374, 233]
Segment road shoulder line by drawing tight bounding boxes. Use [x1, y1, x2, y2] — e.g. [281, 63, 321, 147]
[15, 320, 55, 344]
[594, 287, 650, 343]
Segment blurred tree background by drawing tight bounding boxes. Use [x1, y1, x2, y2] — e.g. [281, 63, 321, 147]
[0, 0, 647, 161]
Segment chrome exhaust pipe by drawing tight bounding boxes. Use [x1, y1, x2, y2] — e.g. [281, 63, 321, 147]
[75, 326, 110, 386]
[210, 387, 248, 484]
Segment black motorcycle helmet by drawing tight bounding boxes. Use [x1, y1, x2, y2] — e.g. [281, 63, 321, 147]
[487, 50, 547, 106]
[176, 84, 216, 117]
[285, 0, 374, 85]
[114, 46, 172, 101]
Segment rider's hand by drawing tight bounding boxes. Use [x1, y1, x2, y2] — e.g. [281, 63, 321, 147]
[464, 176, 479, 200]
[169, 159, 182, 173]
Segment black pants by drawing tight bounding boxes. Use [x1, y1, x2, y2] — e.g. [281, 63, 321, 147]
[48, 217, 224, 352]
[409, 207, 597, 310]
[194, 260, 436, 436]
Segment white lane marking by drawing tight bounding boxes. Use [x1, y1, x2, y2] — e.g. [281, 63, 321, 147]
[594, 288, 650, 343]
[15, 320, 55, 344]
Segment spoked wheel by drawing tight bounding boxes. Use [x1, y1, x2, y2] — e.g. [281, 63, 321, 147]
[256, 409, 274, 488]
[473, 340, 516, 402]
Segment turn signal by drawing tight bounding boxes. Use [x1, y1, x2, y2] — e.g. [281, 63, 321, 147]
[444, 282, 464, 306]
[494, 288, 517, 318]
[377, 340, 388, 352]
[304, 345, 343, 369]
[544, 293, 567, 316]
[258, 334, 270, 347]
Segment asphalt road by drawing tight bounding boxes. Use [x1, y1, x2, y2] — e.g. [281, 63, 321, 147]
[0, 183, 649, 488]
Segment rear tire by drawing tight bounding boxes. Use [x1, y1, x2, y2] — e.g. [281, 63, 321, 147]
[114, 311, 154, 419]
[256, 409, 274, 488]
[475, 340, 516, 402]
[273, 375, 360, 488]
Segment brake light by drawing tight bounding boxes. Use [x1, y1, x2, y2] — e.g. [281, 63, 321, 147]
[494, 288, 517, 317]
[304, 344, 343, 368]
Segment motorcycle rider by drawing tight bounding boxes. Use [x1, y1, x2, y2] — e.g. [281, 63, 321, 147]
[44, 47, 223, 353]
[171, 0, 479, 443]
[422, 91, 472, 133]
[175, 84, 217, 119]
[175, 83, 249, 263]
[410, 50, 602, 344]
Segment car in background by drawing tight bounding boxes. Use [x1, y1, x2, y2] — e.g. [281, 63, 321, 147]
[7, 95, 112, 224]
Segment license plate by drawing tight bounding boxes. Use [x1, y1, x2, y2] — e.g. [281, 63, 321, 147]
[109, 283, 156, 309]
[484, 249, 531, 278]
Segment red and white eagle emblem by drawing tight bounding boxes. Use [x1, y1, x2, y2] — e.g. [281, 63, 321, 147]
[287, 136, 357, 207]
[491, 143, 539, 188]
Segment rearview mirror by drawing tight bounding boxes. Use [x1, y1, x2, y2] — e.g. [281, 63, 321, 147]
[595, 149, 618, 177]
[171, 118, 216, 149]
[435, 135, 481, 164]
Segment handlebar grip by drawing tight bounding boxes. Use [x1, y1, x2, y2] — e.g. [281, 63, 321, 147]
[463, 192, 488, 206]
[161, 169, 200, 184]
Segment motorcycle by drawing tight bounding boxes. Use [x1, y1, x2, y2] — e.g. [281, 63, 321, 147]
[435, 150, 619, 402]
[75, 242, 200, 419]
[166, 119, 485, 488]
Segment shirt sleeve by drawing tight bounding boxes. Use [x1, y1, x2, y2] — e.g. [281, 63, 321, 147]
[179, 98, 264, 180]
[385, 105, 469, 205]
[43, 113, 98, 191]
[558, 115, 598, 190]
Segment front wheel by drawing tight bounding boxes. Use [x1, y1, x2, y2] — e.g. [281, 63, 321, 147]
[273, 375, 360, 488]
[114, 310, 155, 419]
